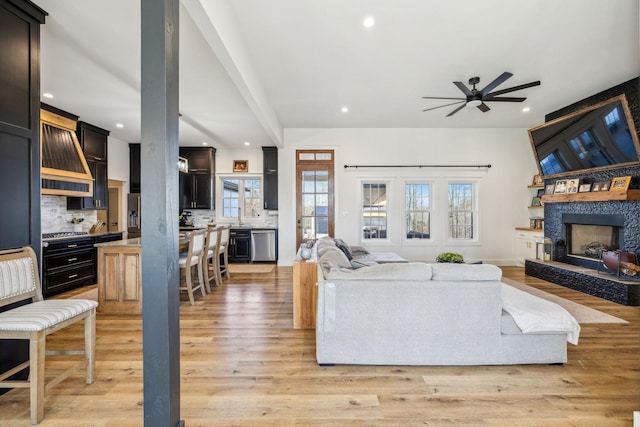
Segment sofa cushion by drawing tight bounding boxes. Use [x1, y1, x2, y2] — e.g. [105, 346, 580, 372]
[431, 263, 502, 281]
[334, 238, 354, 260]
[317, 244, 341, 258]
[350, 258, 378, 269]
[319, 248, 352, 276]
[325, 262, 432, 281]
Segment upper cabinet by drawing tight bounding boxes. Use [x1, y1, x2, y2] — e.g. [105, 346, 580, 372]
[179, 147, 216, 210]
[262, 147, 278, 210]
[67, 121, 110, 210]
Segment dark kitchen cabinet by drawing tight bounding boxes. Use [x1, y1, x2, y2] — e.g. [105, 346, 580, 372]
[179, 147, 216, 210]
[262, 147, 278, 210]
[67, 122, 110, 210]
[229, 228, 251, 263]
[0, 0, 46, 392]
[42, 236, 95, 298]
[129, 143, 141, 193]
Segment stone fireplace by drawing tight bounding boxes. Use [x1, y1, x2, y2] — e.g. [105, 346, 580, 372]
[563, 213, 625, 269]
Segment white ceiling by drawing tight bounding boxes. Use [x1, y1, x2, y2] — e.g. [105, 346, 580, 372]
[36, 0, 639, 149]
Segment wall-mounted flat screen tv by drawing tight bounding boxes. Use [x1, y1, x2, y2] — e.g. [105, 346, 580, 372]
[528, 94, 640, 178]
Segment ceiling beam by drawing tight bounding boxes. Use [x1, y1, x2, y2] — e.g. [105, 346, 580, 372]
[182, 0, 283, 147]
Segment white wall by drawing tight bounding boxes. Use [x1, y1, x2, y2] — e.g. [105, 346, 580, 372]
[278, 128, 539, 266]
[107, 136, 131, 232]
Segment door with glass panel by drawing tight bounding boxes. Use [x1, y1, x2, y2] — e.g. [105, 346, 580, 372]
[296, 150, 334, 246]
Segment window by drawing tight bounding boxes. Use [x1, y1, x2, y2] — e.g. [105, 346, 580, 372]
[405, 183, 431, 239]
[362, 183, 387, 239]
[448, 182, 475, 240]
[221, 177, 262, 220]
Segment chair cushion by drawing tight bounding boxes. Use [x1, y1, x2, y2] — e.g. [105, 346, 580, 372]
[179, 255, 200, 267]
[0, 299, 97, 332]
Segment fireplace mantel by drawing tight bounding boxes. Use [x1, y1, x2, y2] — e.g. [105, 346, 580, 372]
[541, 189, 640, 203]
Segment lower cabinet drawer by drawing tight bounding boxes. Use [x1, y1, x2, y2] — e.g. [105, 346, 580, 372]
[44, 264, 95, 296]
[45, 249, 94, 270]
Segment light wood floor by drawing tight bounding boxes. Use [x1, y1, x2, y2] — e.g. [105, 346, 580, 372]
[1, 266, 639, 426]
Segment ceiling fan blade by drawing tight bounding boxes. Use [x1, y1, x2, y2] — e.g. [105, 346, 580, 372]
[446, 103, 468, 117]
[483, 96, 527, 102]
[421, 96, 466, 100]
[485, 81, 541, 97]
[453, 81, 473, 97]
[422, 100, 466, 112]
[477, 103, 491, 113]
[479, 72, 513, 96]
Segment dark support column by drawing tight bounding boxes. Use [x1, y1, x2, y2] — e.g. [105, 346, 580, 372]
[140, 1, 183, 426]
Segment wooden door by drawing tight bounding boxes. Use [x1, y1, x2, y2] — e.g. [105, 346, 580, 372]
[296, 150, 334, 246]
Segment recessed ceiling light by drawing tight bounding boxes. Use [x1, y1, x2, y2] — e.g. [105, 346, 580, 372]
[116, 123, 124, 128]
[202, 141, 208, 146]
[522, 107, 531, 113]
[363, 16, 375, 28]
[341, 106, 349, 113]
[43, 93, 54, 99]
[244, 141, 251, 146]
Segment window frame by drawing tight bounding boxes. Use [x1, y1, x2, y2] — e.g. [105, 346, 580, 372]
[446, 180, 479, 244]
[217, 175, 263, 225]
[403, 180, 435, 244]
[360, 180, 391, 243]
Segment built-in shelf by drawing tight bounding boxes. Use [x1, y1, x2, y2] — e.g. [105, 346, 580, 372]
[515, 227, 544, 232]
[528, 205, 544, 209]
[541, 189, 640, 203]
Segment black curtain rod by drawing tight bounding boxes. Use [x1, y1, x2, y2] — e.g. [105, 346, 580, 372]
[344, 164, 492, 169]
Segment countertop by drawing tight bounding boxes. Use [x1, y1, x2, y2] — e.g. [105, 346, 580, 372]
[42, 230, 125, 243]
[94, 238, 141, 248]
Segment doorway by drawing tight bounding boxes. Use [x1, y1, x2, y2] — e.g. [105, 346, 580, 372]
[296, 150, 334, 246]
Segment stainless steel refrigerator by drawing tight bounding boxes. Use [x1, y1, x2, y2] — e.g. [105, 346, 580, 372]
[127, 193, 141, 238]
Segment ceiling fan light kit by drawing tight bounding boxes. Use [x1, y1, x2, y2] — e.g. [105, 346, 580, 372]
[422, 72, 541, 116]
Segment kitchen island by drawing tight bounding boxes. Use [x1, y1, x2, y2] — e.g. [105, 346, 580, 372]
[95, 236, 190, 314]
[94, 238, 142, 314]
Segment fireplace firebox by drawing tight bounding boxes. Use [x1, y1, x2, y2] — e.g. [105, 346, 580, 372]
[563, 213, 625, 269]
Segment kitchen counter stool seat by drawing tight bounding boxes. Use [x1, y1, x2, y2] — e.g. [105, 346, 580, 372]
[0, 246, 97, 425]
[179, 229, 206, 304]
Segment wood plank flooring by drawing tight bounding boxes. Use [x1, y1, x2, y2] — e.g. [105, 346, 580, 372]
[1, 266, 639, 426]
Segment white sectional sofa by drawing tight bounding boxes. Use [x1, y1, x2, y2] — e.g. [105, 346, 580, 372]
[314, 237, 580, 366]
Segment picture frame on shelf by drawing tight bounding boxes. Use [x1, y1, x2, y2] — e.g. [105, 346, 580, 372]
[592, 181, 611, 191]
[531, 196, 542, 207]
[532, 174, 544, 186]
[233, 160, 248, 173]
[536, 188, 545, 198]
[566, 178, 579, 193]
[610, 176, 631, 191]
[545, 184, 555, 195]
[578, 183, 592, 192]
[554, 179, 568, 194]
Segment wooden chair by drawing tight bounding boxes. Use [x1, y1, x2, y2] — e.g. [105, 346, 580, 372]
[202, 225, 222, 291]
[0, 246, 97, 424]
[179, 229, 207, 304]
[218, 226, 231, 282]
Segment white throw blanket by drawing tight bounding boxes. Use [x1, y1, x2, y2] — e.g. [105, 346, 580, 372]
[501, 284, 580, 345]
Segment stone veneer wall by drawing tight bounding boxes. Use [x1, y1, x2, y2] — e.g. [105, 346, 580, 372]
[543, 165, 640, 259]
[542, 77, 640, 258]
[41, 195, 97, 233]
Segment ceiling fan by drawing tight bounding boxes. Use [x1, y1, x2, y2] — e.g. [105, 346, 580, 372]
[422, 72, 540, 117]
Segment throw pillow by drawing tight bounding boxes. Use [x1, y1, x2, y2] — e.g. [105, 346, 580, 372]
[333, 238, 354, 260]
[319, 249, 352, 276]
[349, 245, 370, 257]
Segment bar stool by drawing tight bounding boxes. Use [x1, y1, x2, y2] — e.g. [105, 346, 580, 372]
[217, 225, 231, 282]
[202, 225, 222, 290]
[179, 229, 206, 304]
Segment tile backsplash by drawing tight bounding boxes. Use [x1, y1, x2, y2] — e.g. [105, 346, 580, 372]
[41, 195, 97, 233]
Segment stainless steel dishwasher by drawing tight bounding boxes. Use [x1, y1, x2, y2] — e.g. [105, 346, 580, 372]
[251, 229, 277, 262]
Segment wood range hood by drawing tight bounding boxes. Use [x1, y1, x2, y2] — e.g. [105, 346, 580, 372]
[40, 109, 94, 197]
